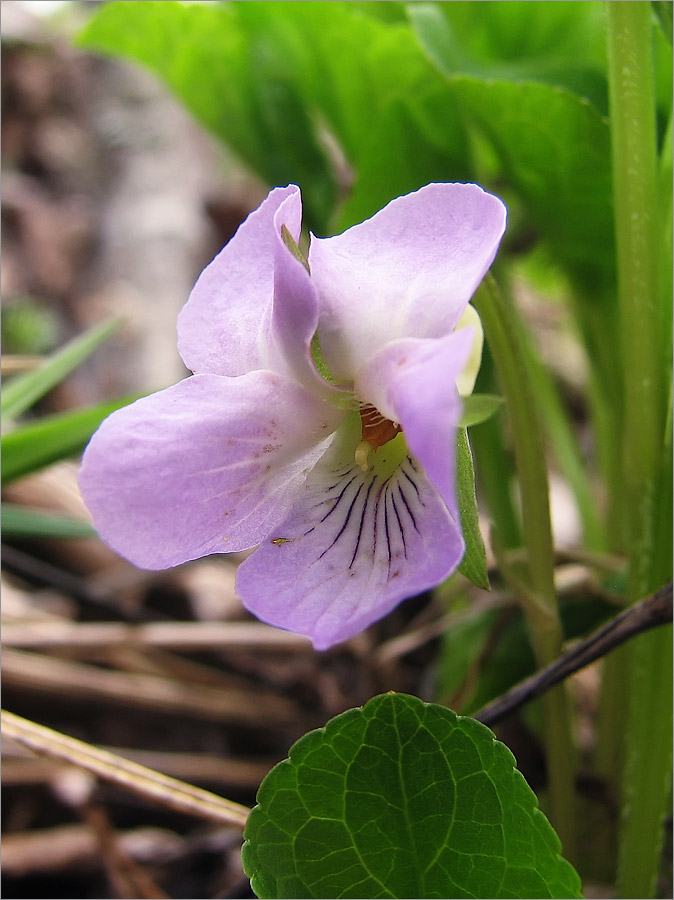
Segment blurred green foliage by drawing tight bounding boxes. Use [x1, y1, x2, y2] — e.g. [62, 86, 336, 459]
[1, 297, 61, 356]
[1, 320, 131, 538]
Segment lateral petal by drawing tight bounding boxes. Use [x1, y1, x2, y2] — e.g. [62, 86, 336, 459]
[79, 372, 343, 569]
[355, 328, 475, 519]
[236, 424, 464, 650]
[309, 182, 506, 381]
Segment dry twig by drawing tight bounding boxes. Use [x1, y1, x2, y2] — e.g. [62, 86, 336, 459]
[1, 619, 314, 653]
[1, 711, 251, 829]
[475, 583, 672, 726]
[2, 647, 299, 726]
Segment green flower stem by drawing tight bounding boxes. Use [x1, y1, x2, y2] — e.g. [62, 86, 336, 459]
[608, 1, 663, 588]
[470, 349, 523, 550]
[498, 269, 605, 551]
[617, 627, 673, 897]
[473, 275, 576, 863]
[607, 4, 672, 897]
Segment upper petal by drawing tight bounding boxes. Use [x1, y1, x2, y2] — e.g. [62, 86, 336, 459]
[308, 182, 506, 381]
[177, 185, 302, 377]
[355, 328, 475, 520]
[79, 372, 343, 569]
[236, 428, 464, 650]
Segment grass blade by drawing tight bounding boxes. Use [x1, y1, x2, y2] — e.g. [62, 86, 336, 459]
[1, 319, 121, 421]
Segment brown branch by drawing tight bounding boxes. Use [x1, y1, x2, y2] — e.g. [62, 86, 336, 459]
[1, 710, 250, 829]
[475, 582, 672, 727]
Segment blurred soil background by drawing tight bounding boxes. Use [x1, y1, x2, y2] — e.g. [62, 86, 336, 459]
[0, 3, 635, 899]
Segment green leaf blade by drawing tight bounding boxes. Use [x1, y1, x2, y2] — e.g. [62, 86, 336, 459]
[1, 319, 120, 422]
[242, 693, 582, 899]
[449, 77, 614, 285]
[456, 426, 490, 590]
[460, 393, 504, 428]
[1, 394, 139, 486]
[77, 0, 337, 229]
[1, 504, 95, 539]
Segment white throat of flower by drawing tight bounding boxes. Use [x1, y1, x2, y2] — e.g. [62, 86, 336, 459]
[454, 304, 484, 397]
[353, 304, 484, 473]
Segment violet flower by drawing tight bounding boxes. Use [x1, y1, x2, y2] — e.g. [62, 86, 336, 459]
[79, 184, 506, 649]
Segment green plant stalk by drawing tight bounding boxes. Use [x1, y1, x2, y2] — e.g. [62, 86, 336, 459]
[497, 269, 606, 551]
[470, 348, 523, 550]
[587, 368, 626, 552]
[516, 332, 604, 551]
[606, 4, 672, 897]
[593, 646, 628, 792]
[617, 626, 674, 896]
[608, 2, 663, 591]
[474, 275, 576, 863]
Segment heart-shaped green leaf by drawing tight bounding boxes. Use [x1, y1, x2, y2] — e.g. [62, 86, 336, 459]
[242, 693, 582, 899]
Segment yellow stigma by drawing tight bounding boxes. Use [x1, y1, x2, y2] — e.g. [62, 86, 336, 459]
[355, 440, 372, 472]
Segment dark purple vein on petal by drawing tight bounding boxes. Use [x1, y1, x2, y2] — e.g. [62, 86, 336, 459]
[332, 462, 355, 474]
[349, 478, 375, 568]
[401, 465, 423, 503]
[304, 473, 359, 535]
[390, 492, 408, 560]
[397, 483, 420, 535]
[371, 475, 392, 566]
[383, 484, 393, 576]
[407, 457, 419, 473]
[319, 474, 359, 517]
[317, 481, 365, 560]
[323, 473, 353, 494]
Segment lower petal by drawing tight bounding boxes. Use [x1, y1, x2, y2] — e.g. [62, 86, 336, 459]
[236, 431, 464, 650]
[79, 372, 342, 569]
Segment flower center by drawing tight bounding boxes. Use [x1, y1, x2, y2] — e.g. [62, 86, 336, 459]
[354, 403, 401, 472]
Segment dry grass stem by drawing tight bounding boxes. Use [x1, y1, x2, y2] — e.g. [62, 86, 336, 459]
[1, 711, 251, 829]
[0, 354, 45, 375]
[2, 748, 276, 790]
[2, 647, 299, 726]
[1, 619, 314, 652]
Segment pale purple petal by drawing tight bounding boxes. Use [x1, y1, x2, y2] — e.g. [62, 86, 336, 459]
[236, 431, 464, 650]
[266, 193, 335, 394]
[177, 185, 301, 376]
[308, 182, 506, 381]
[355, 328, 475, 519]
[79, 372, 343, 569]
